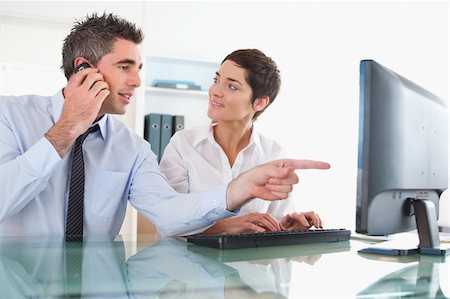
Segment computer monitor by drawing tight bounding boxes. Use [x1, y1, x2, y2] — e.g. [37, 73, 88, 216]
[355, 59, 448, 255]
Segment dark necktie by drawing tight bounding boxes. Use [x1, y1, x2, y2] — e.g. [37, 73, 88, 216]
[66, 125, 100, 236]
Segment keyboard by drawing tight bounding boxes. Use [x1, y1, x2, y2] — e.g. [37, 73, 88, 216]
[186, 228, 351, 250]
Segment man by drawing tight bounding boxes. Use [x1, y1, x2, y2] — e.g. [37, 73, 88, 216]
[0, 13, 329, 237]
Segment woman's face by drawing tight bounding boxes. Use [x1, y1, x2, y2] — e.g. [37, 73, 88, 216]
[207, 60, 255, 123]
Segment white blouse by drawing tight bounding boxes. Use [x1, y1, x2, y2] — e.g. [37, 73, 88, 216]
[159, 124, 296, 220]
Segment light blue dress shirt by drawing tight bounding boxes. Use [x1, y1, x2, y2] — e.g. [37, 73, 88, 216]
[0, 90, 235, 237]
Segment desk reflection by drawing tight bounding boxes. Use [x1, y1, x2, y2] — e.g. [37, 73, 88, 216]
[186, 241, 350, 297]
[0, 236, 295, 298]
[357, 254, 449, 299]
[0, 236, 128, 298]
[128, 239, 290, 298]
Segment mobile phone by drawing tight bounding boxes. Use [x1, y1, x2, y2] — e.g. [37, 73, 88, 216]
[74, 62, 91, 73]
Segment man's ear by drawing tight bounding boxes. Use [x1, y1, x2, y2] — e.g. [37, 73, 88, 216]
[73, 57, 92, 69]
[253, 96, 270, 112]
[73, 57, 91, 70]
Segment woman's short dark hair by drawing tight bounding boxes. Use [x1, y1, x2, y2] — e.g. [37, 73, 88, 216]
[222, 49, 281, 121]
[61, 12, 143, 79]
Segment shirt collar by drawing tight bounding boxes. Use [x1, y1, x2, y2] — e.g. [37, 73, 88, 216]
[192, 122, 262, 149]
[94, 114, 108, 140]
[51, 89, 64, 123]
[192, 123, 212, 147]
[51, 88, 107, 140]
[247, 124, 262, 149]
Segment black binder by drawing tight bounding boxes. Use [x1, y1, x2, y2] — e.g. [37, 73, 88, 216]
[144, 113, 161, 160]
[160, 114, 173, 161]
[172, 115, 185, 134]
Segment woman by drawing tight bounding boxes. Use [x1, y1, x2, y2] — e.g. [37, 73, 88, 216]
[160, 49, 322, 234]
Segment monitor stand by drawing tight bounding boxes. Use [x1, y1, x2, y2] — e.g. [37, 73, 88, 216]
[359, 198, 450, 256]
[413, 199, 449, 255]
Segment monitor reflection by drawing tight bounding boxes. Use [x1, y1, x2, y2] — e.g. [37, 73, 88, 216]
[357, 254, 449, 298]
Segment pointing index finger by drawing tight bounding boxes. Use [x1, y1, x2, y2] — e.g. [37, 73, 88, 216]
[279, 159, 331, 170]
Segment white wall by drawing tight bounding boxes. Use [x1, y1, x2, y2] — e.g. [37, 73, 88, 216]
[0, 1, 145, 127]
[1, 1, 448, 232]
[143, 1, 449, 230]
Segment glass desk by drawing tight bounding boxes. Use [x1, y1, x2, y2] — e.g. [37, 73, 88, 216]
[0, 235, 448, 298]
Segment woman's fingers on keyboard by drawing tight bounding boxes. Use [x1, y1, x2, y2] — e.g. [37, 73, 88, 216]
[245, 212, 283, 231]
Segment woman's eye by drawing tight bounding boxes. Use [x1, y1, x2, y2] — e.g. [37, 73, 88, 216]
[229, 84, 237, 91]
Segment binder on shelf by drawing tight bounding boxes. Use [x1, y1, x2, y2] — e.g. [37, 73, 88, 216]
[160, 114, 173, 161]
[144, 113, 161, 159]
[172, 115, 185, 135]
[152, 79, 201, 91]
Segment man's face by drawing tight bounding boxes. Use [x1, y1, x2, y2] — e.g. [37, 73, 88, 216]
[96, 38, 142, 116]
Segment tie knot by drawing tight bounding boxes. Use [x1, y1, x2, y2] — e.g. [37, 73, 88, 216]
[76, 124, 100, 145]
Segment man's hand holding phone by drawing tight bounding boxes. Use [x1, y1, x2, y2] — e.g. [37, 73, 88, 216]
[44, 61, 110, 157]
[74, 62, 91, 73]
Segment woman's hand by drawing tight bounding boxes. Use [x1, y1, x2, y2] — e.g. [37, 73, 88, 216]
[202, 212, 285, 235]
[280, 211, 323, 230]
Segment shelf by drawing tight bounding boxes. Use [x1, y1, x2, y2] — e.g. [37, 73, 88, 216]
[145, 86, 208, 98]
[142, 55, 217, 129]
[145, 55, 219, 92]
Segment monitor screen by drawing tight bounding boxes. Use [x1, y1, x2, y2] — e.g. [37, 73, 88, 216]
[355, 60, 448, 254]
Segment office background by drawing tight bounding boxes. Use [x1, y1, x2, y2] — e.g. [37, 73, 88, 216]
[0, 1, 448, 235]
